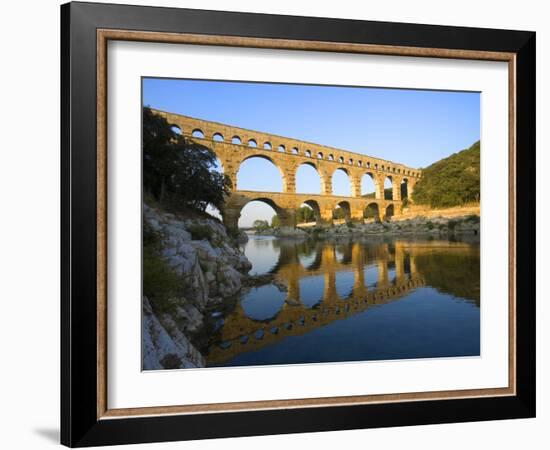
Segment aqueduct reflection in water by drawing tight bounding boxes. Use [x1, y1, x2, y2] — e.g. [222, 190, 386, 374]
[206, 237, 480, 366]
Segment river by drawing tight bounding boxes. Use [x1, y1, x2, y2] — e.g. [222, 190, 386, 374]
[205, 235, 480, 367]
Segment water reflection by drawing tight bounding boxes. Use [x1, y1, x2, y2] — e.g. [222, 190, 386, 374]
[335, 271, 354, 299]
[364, 265, 379, 288]
[240, 285, 286, 321]
[298, 276, 324, 308]
[207, 236, 480, 367]
[241, 235, 280, 275]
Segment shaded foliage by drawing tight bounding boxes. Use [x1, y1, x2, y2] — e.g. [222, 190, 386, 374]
[143, 107, 231, 211]
[142, 220, 184, 315]
[364, 204, 378, 219]
[187, 223, 213, 241]
[333, 207, 346, 220]
[412, 141, 480, 208]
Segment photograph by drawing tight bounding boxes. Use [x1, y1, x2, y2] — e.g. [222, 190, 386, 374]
[141, 78, 482, 370]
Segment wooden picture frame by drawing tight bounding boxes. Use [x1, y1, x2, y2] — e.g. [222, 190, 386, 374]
[61, 1, 535, 447]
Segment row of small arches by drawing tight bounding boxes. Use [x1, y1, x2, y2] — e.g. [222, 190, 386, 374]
[172, 125, 419, 177]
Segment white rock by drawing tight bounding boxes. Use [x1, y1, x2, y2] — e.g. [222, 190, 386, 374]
[142, 297, 204, 370]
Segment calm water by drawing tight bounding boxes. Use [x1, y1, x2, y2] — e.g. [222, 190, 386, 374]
[205, 235, 480, 367]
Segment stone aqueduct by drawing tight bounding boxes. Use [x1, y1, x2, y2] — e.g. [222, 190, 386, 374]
[153, 109, 422, 230]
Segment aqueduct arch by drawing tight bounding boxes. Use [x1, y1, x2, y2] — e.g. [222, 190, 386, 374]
[301, 200, 322, 225]
[152, 109, 422, 231]
[334, 201, 352, 224]
[237, 154, 288, 192]
[295, 162, 325, 194]
[364, 202, 381, 223]
[385, 204, 395, 221]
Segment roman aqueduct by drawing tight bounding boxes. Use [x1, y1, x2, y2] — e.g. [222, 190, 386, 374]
[153, 109, 422, 231]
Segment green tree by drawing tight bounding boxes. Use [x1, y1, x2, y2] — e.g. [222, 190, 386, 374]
[271, 215, 280, 228]
[252, 219, 270, 232]
[295, 206, 315, 224]
[364, 205, 377, 219]
[143, 107, 230, 211]
[412, 141, 480, 208]
[333, 207, 345, 220]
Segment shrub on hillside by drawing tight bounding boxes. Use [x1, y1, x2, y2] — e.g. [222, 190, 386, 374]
[412, 141, 480, 208]
[187, 223, 213, 241]
[142, 221, 183, 314]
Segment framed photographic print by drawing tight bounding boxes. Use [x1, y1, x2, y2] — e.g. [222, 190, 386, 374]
[61, 1, 536, 447]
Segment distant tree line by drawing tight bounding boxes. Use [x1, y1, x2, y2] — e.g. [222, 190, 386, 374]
[412, 141, 480, 208]
[252, 219, 271, 233]
[269, 205, 316, 229]
[361, 186, 407, 201]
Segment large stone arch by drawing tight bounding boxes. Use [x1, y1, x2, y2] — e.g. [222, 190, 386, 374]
[360, 172, 377, 197]
[385, 204, 395, 221]
[295, 161, 324, 194]
[400, 177, 409, 200]
[333, 200, 352, 224]
[236, 154, 288, 192]
[383, 175, 394, 200]
[330, 167, 354, 197]
[361, 171, 384, 200]
[300, 199, 322, 226]
[364, 202, 382, 222]
[224, 195, 295, 232]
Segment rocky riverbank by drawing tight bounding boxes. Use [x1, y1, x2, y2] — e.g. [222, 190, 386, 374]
[142, 204, 252, 370]
[252, 226, 308, 238]
[303, 215, 480, 238]
[247, 215, 479, 239]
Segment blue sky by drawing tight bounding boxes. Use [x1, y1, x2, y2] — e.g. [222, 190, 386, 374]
[143, 78, 480, 226]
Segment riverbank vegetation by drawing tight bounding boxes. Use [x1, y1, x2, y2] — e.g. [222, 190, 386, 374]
[412, 141, 480, 208]
[143, 219, 187, 316]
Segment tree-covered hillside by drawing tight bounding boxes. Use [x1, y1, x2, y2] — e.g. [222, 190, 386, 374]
[412, 141, 480, 208]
